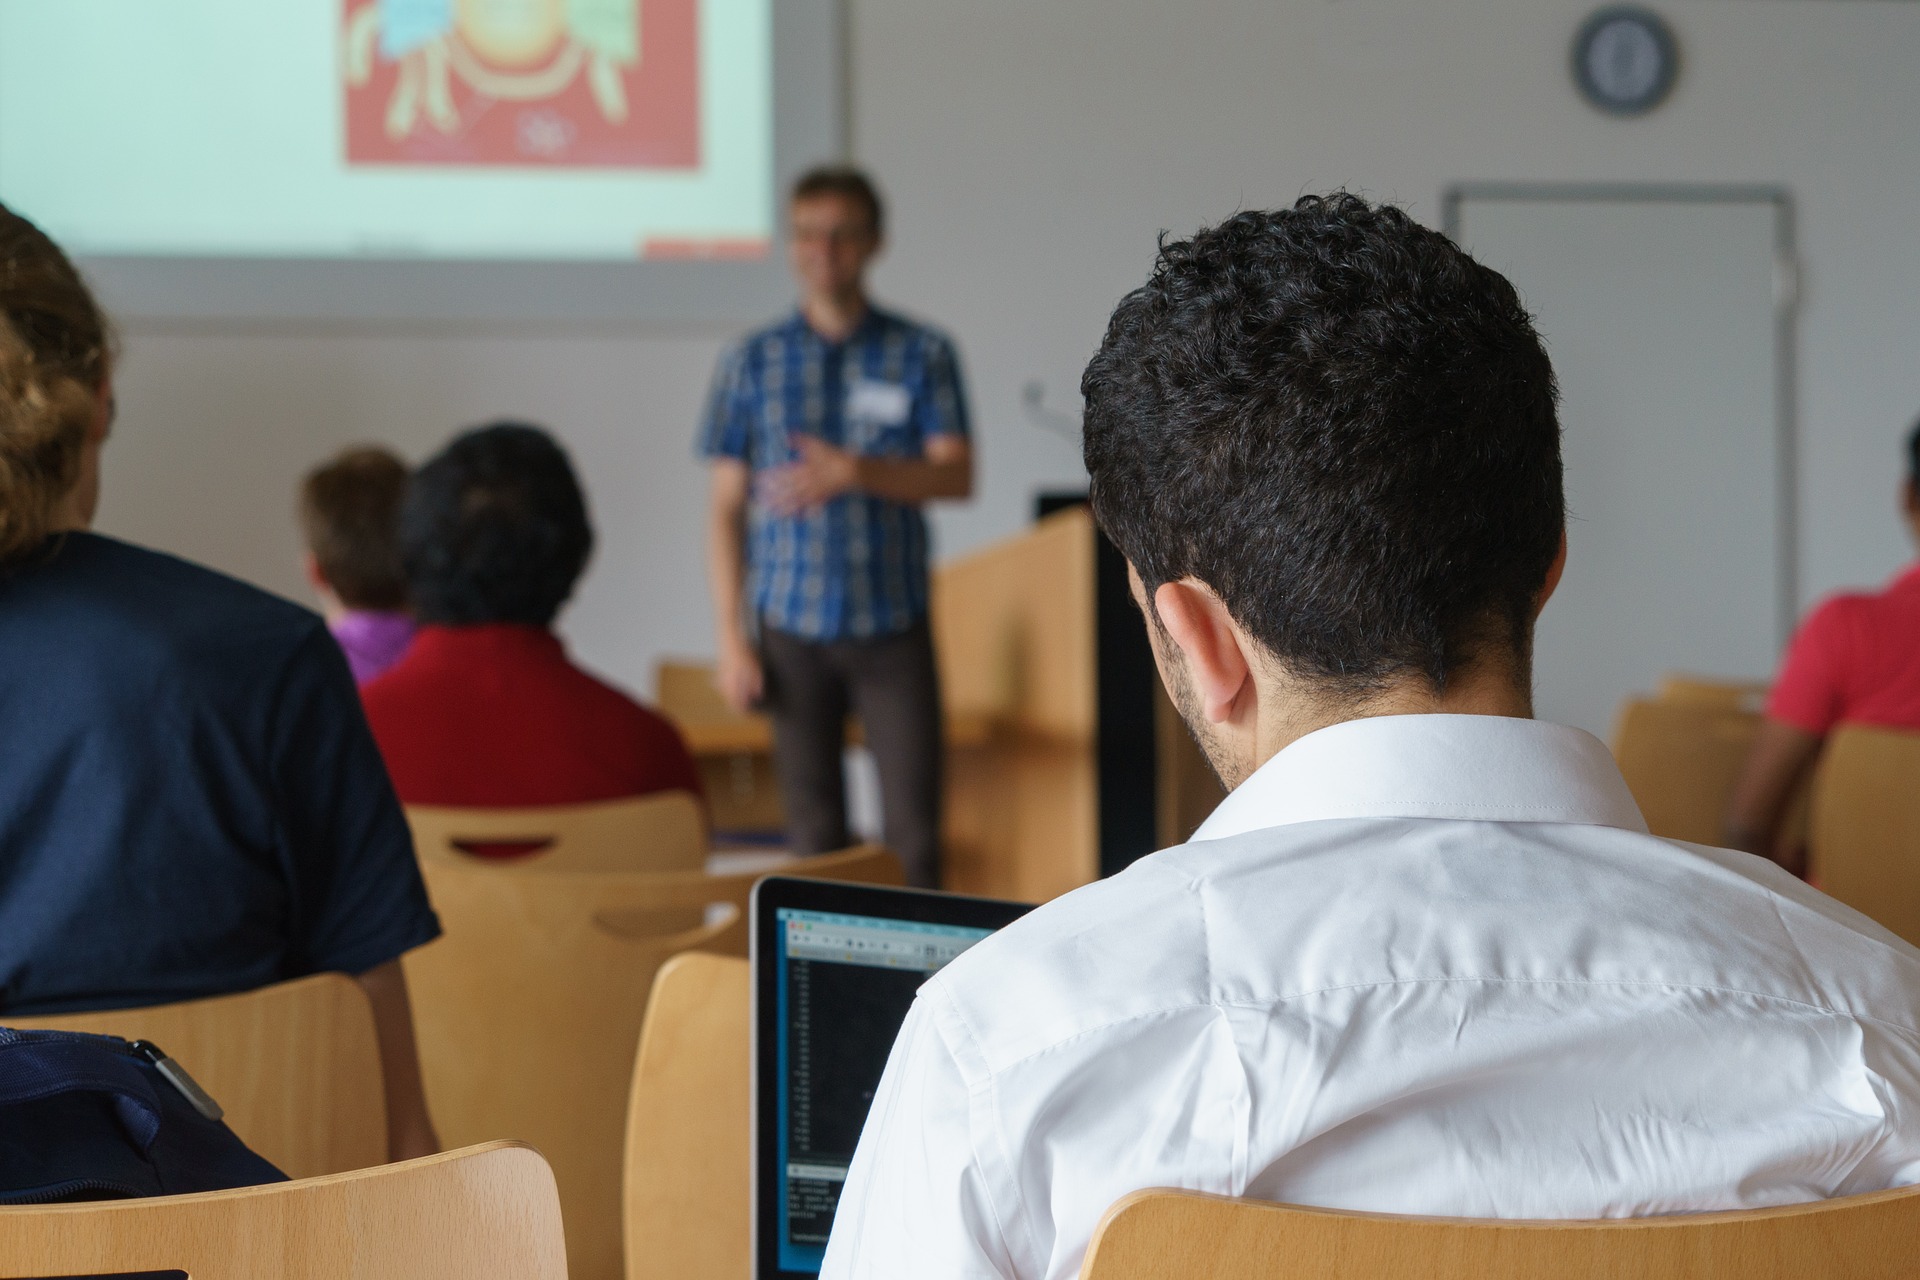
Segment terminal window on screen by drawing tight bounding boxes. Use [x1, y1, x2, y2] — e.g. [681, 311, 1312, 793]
[775, 909, 996, 1272]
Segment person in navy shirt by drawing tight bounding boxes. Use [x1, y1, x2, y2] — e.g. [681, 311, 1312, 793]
[699, 166, 973, 887]
[0, 203, 441, 1161]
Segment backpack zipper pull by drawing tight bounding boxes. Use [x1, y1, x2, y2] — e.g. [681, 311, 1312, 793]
[128, 1040, 225, 1122]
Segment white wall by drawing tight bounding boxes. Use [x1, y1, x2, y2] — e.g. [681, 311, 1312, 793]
[97, 0, 1920, 701]
[100, 324, 729, 690]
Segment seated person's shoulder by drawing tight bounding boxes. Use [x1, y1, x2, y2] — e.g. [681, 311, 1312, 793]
[1799, 588, 1877, 640]
[538, 649, 701, 791]
[1785, 576, 1920, 664]
[934, 828, 1920, 1077]
[7, 533, 326, 670]
[550, 655, 691, 744]
[924, 855, 1214, 1071]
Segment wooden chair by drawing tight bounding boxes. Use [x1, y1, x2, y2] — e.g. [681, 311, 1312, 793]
[1079, 1184, 1920, 1279]
[1611, 698, 1765, 845]
[657, 659, 789, 839]
[406, 790, 707, 872]
[1811, 725, 1920, 944]
[407, 845, 901, 1280]
[10, 972, 385, 1179]
[624, 952, 750, 1280]
[657, 660, 758, 730]
[0, 1140, 564, 1280]
[592, 845, 904, 959]
[1656, 673, 1770, 712]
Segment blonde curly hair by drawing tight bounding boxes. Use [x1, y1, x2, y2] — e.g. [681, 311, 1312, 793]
[0, 204, 111, 569]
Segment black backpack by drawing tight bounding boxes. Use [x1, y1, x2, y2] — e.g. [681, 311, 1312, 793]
[0, 1027, 287, 1203]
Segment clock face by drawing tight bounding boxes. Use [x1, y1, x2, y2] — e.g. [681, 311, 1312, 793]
[1573, 7, 1678, 116]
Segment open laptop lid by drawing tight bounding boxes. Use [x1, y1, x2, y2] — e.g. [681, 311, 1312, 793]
[750, 876, 1030, 1279]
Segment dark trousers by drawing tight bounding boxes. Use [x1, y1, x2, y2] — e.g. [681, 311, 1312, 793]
[761, 620, 943, 888]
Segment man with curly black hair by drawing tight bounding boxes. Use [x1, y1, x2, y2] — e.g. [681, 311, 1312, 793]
[821, 196, 1920, 1280]
[362, 422, 700, 819]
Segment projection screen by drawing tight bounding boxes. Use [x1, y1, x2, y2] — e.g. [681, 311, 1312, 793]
[0, 0, 841, 321]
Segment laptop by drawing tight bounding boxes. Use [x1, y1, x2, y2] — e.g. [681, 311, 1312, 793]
[750, 876, 1030, 1279]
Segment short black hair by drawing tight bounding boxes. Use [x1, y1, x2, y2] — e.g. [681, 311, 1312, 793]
[791, 165, 884, 238]
[1081, 193, 1564, 694]
[399, 422, 593, 627]
[1908, 417, 1920, 490]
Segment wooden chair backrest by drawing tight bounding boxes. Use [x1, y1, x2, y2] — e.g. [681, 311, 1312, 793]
[9, 972, 385, 1179]
[594, 844, 905, 958]
[0, 1140, 564, 1280]
[1656, 674, 1770, 712]
[1079, 1184, 1920, 1280]
[1811, 725, 1920, 943]
[406, 791, 707, 872]
[624, 952, 750, 1280]
[408, 845, 901, 1280]
[1611, 698, 1762, 845]
[657, 660, 755, 728]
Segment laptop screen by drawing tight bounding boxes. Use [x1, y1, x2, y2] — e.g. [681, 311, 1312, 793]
[770, 906, 997, 1272]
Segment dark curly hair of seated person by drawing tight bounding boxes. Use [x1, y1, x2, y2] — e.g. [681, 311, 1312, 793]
[1080, 192, 1564, 697]
[399, 421, 593, 627]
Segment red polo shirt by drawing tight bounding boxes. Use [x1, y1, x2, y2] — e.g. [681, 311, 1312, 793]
[1768, 563, 1920, 736]
[361, 624, 701, 807]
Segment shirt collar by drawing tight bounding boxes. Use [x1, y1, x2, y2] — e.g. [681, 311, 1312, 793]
[328, 609, 414, 644]
[410, 622, 566, 660]
[1189, 713, 1648, 842]
[788, 303, 884, 346]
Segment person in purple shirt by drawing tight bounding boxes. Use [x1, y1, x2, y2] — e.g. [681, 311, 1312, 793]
[299, 446, 417, 684]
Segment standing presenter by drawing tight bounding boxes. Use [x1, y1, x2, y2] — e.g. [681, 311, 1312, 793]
[699, 166, 973, 888]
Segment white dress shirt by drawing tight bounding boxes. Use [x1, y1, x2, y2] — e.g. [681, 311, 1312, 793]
[819, 714, 1920, 1280]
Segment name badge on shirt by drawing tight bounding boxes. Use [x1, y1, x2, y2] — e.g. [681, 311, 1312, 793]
[847, 378, 911, 427]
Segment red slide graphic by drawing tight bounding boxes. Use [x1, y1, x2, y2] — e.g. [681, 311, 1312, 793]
[342, 0, 699, 168]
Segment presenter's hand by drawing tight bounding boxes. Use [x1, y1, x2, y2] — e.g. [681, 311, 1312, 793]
[716, 635, 766, 715]
[757, 435, 859, 514]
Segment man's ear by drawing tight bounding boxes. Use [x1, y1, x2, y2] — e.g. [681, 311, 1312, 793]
[1535, 528, 1569, 617]
[302, 552, 329, 592]
[1152, 578, 1253, 724]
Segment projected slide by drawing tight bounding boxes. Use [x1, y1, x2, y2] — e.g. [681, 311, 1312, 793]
[342, 0, 697, 168]
[0, 0, 772, 260]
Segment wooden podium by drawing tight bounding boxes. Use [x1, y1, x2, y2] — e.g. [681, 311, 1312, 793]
[662, 506, 1222, 903]
[934, 506, 1101, 901]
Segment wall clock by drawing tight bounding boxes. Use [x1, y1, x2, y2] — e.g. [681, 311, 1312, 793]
[1572, 7, 1679, 117]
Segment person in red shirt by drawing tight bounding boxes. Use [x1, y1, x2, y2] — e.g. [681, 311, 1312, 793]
[1726, 421, 1920, 870]
[362, 422, 700, 816]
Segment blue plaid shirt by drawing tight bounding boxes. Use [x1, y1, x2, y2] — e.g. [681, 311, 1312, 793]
[698, 306, 971, 642]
